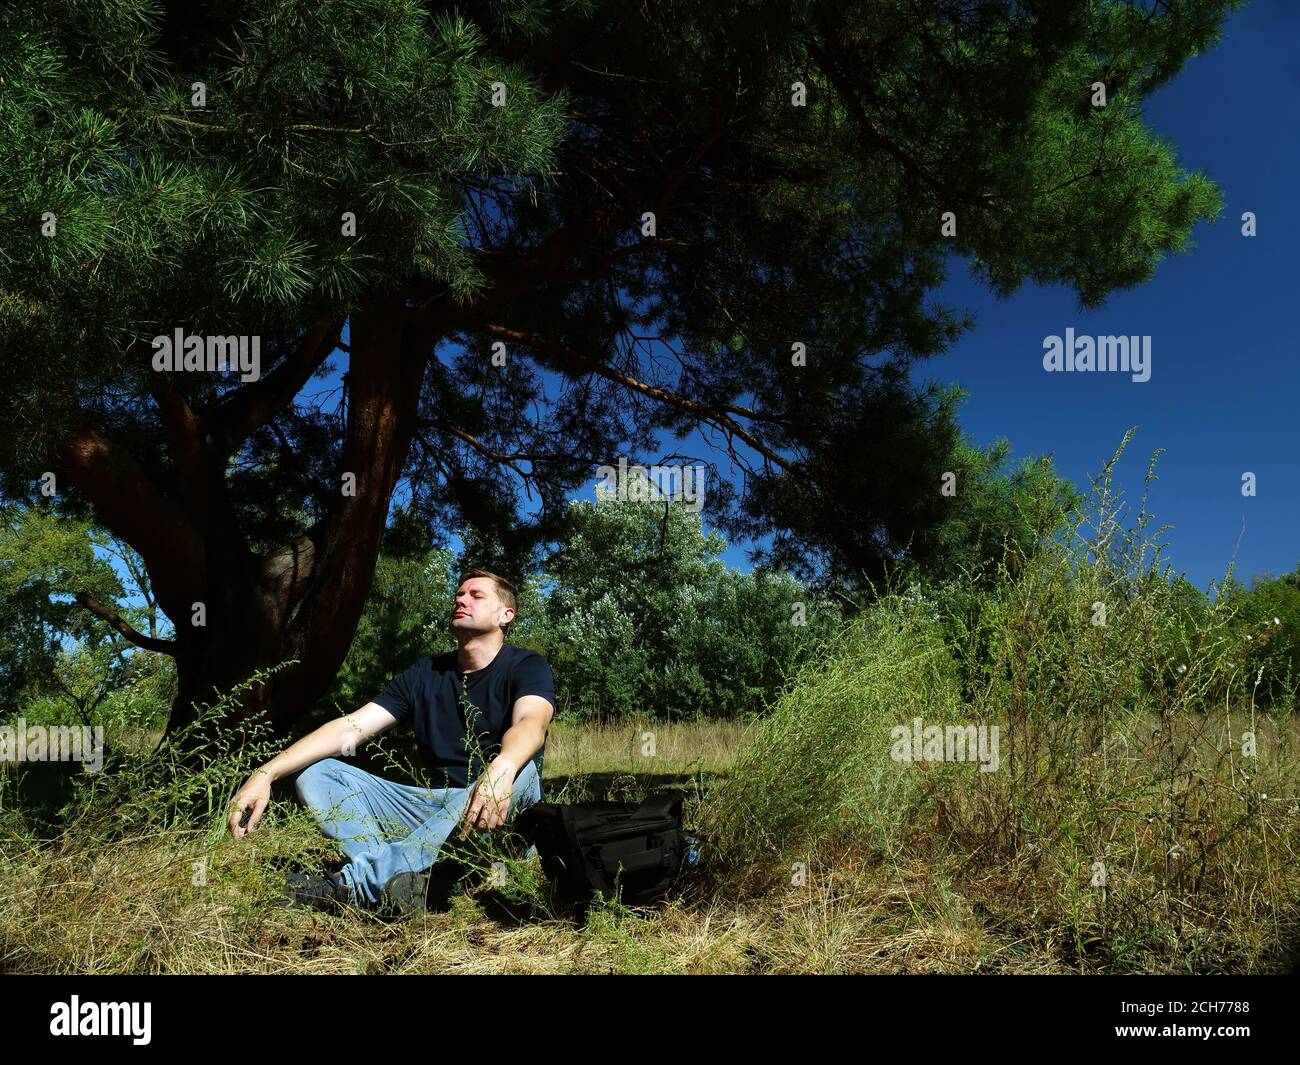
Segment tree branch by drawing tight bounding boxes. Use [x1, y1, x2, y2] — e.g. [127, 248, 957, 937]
[208, 316, 343, 461]
[54, 424, 206, 620]
[808, 34, 992, 209]
[471, 322, 797, 475]
[74, 592, 177, 654]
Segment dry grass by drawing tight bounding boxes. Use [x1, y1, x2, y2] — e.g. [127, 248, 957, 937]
[543, 717, 754, 782]
[0, 811, 1068, 975]
[4, 709, 1293, 974]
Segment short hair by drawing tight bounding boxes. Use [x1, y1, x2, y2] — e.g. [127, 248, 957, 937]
[458, 569, 519, 636]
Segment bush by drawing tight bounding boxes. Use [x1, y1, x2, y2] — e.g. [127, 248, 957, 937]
[705, 595, 965, 869]
[1227, 567, 1300, 711]
[530, 488, 842, 721]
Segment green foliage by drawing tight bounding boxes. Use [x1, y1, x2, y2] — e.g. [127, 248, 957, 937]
[930, 430, 1251, 728]
[705, 432, 1298, 974]
[713, 430, 1245, 869]
[1, 502, 174, 730]
[17, 641, 172, 736]
[530, 485, 842, 721]
[0, 0, 569, 377]
[901, 406, 1085, 586]
[706, 595, 962, 865]
[0, 0, 1237, 606]
[0, 503, 127, 704]
[61, 665, 290, 840]
[1224, 566, 1300, 710]
[314, 487, 839, 723]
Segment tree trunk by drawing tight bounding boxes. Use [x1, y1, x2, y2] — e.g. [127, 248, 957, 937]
[166, 559, 296, 745]
[161, 299, 443, 750]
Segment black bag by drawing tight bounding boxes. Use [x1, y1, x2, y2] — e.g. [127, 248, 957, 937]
[514, 791, 698, 907]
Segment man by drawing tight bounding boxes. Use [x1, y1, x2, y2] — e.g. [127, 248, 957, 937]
[226, 570, 555, 913]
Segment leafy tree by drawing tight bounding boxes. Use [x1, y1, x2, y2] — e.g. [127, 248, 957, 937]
[19, 640, 174, 734]
[0, 0, 1232, 740]
[0, 504, 130, 705]
[0, 503, 174, 730]
[533, 484, 841, 720]
[901, 413, 1084, 586]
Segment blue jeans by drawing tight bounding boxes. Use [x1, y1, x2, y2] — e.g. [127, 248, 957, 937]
[294, 757, 543, 905]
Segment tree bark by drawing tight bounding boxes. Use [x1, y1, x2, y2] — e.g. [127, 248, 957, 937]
[163, 297, 444, 745]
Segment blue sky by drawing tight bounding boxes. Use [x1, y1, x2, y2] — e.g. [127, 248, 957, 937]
[905, 0, 1300, 590]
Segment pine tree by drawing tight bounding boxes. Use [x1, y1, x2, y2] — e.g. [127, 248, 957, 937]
[0, 1, 1233, 739]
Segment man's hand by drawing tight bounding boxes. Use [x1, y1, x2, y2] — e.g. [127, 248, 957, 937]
[226, 768, 273, 838]
[460, 757, 518, 837]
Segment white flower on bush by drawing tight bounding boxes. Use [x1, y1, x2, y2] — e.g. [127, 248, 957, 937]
[897, 582, 942, 622]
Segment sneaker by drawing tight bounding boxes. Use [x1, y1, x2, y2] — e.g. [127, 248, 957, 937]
[281, 870, 350, 912]
[383, 870, 431, 915]
[384, 856, 470, 915]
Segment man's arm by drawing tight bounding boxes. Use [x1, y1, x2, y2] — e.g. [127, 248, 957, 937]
[460, 694, 555, 836]
[226, 702, 398, 837]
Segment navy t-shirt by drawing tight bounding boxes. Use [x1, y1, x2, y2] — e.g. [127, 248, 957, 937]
[371, 645, 556, 789]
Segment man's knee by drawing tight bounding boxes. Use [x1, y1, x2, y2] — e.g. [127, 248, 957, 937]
[295, 757, 348, 805]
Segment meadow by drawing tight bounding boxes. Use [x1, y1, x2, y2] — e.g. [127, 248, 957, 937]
[3, 443, 1298, 975]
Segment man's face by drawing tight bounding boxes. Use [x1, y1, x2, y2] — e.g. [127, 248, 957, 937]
[450, 577, 514, 637]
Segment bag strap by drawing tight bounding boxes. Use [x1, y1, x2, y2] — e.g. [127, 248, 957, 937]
[634, 791, 683, 822]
